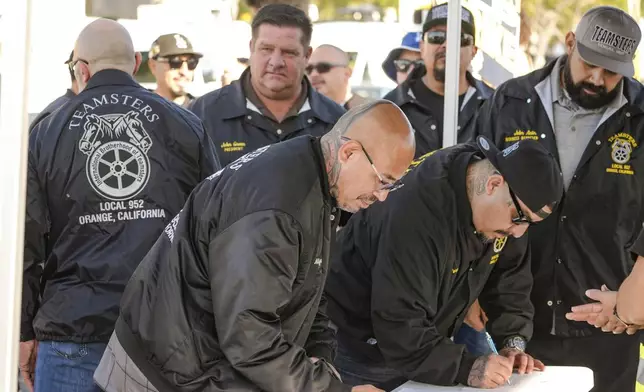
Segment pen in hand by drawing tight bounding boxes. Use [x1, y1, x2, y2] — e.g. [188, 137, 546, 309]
[485, 331, 512, 386]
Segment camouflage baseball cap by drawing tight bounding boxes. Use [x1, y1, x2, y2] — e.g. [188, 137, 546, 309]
[575, 6, 641, 77]
[149, 33, 203, 60]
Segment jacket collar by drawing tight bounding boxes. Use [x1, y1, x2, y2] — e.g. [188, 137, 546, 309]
[311, 137, 337, 208]
[506, 55, 644, 116]
[448, 149, 479, 233]
[83, 69, 140, 92]
[387, 71, 492, 107]
[220, 68, 340, 124]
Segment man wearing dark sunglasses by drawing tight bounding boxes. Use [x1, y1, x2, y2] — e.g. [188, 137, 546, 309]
[383, 4, 492, 158]
[307, 44, 368, 110]
[190, 5, 344, 166]
[325, 136, 564, 390]
[382, 31, 423, 85]
[148, 33, 202, 108]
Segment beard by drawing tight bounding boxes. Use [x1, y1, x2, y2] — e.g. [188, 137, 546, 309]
[433, 52, 446, 82]
[562, 57, 620, 109]
[475, 231, 494, 244]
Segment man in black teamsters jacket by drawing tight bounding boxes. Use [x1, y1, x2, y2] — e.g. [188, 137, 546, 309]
[476, 7, 644, 392]
[383, 3, 493, 157]
[326, 137, 564, 390]
[19, 20, 220, 392]
[189, 4, 345, 166]
[93, 101, 416, 392]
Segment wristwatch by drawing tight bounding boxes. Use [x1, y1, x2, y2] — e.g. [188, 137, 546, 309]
[503, 335, 527, 352]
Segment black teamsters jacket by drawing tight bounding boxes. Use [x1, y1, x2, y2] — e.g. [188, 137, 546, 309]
[476, 57, 644, 338]
[22, 70, 220, 343]
[383, 69, 493, 157]
[115, 136, 350, 392]
[189, 69, 345, 166]
[326, 143, 534, 386]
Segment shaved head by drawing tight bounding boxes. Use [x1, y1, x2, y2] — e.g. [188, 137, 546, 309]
[321, 100, 415, 212]
[73, 19, 140, 90]
[312, 44, 349, 64]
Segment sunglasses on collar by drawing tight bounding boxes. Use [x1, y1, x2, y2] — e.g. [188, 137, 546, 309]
[424, 30, 474, 47]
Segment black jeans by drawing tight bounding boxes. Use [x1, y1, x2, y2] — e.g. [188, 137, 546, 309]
[527, 332, 641, 392]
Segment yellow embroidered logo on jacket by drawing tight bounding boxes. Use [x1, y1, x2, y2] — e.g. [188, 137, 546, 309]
[221, 141, 246, 153]
[504, 129, 539, 143]
[606, 133, 637, 175]
[490, 237, 507, 264]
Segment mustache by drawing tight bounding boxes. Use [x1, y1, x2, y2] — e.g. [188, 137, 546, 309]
[577, 82, 607, 94]
[436, 51, 446, 60]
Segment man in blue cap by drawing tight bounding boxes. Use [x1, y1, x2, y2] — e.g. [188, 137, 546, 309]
[381, 32, 423, 85]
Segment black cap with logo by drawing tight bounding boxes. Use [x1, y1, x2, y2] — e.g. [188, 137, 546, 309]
[574, 6, 641, 78]
[149, 33, 203, 60]
[422, 3, 476, 38]
[476, 136, 564, 214]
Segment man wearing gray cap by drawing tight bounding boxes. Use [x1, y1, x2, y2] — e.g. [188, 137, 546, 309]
[477, 6, 643, 392]
[148, 33, 202, 108]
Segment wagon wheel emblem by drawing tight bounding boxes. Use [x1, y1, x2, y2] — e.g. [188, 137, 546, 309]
[612, 148, 630, 164]
[87, 141, 150, 201]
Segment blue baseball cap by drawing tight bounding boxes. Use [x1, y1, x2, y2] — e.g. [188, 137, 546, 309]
[382, 32, 422, 82]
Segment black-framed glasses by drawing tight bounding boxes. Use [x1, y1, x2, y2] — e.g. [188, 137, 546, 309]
[68, 58, 89, 73]
[305, 62, 347, 75]
[341, 136, 403, 192]
[158, 56, 199, 70]
[508, 188, 534, 225]
[393, 59, 423, 73]
[424, 30, 474, 47]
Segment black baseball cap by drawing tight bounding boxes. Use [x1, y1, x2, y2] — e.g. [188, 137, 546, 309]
[149, 33, 203, 60]
[422, 3, 476, 39]
[575, 6, 641, 78]
[477, 136, 563, 215]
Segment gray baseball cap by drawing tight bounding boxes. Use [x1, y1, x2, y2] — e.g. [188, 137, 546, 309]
[575, 6, 641, 77]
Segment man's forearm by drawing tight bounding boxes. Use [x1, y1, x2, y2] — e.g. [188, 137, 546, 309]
[616, 255, 644, 325]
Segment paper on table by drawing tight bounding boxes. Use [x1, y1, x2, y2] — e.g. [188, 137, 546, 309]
[392, 367, 594, 392]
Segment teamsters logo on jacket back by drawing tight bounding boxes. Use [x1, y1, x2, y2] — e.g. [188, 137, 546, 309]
[70, 94, 166, 225]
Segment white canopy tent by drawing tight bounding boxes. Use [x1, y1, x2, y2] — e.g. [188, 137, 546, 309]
[0, 0, 33, 390]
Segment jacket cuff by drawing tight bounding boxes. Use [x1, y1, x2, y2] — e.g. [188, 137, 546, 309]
[455, 352, 478, 386]
[20, 329, 35, 342]
[630, 227, 644, 257]
[306, 344, 334, 363]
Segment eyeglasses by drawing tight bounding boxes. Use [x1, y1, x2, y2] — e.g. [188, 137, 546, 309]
[424, 30, 474, 47]
[508, 188, 534, 225]
[68, 58, 89, 74]
[305, 62, 347, 75]
[341, 136, 403, 192]
[158, 56, 199, 70]
[393, 59, 423, 73]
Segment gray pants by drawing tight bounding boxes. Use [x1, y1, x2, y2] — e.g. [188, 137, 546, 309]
[93, 333, 159, 392]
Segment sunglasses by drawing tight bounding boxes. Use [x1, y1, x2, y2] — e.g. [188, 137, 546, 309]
[68, 58, 88, 73]
[508, 188, 534, 226]
[341, 136, 404, 192]
[393, 59, 423, 73]
[158, 56, 199, 71]
[424, 30, 474, 47]
[305, 62, 346, 75]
